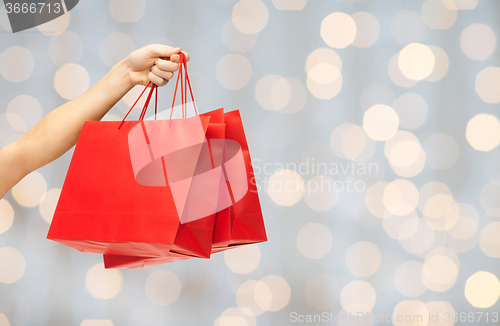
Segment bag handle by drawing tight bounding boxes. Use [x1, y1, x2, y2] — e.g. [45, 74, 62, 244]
[118, 52, 196, 129]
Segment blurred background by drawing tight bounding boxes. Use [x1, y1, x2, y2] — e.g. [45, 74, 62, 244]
[1, 0, 500, 325]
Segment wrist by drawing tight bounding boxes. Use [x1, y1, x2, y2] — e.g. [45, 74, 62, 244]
[106, 58, 135, 94]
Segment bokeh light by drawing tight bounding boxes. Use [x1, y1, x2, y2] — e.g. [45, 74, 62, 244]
[0, 199, 14, 234]
[475, 67, 500, 103]
[236, 280, 271, 316]
[85, 263, 123, 300]
[306, 48, 342, 73]
[109, 0, 146, 22]
[422, 252, 459, 292]
[255, 75, 290, 111]
[421, 0, 457, 29]
[394, 261, 427, 297]
[345, 241, 381, 277]
[385, 131, 426, 177]
[340, 280, 376, 314]
[465, 271, 500, 308]
[447, 0, 478, 10]
[388, 53, 419, 88]
[99, 33, 135, 68]
[145, 269, 182, 306]
[460, 23, 497, 61]
[258, 275, 291, 311]
[214, 308, 256, 326]
[306, 63, 342, 100]
[466, 113, 500, 151]
[232, 0, 269, 34]
[383, 211, 419, 240]
[7, 95, 42, 132]
[271, 0, 307, 10]
[0, 247, 25, 284]
[216, 54, 252, 90]
[0, 314, 9, 326]
[303, 175, 338, 211]
[479, 222, 500, 258]
[366, 181, 389, 218]
[267, 169, 304, 206]
[338, 124, 376, 161]
[383, 179, 419, 216]
[279, 78, 307, 114]
[320, 12, 357, 49]
[222, 20, 258, 53]
[351, 12, 380, 48]
[39, 188, 61, 224]
[224, 244, 261, 274]
[425, 45, 449, 82]
[424, 301, 455, 326]
[398, 43, 435, 81]
[12, 171, 47, 208]
[363, 104, 399, 141]
[36, 11, 70, 35]
[445, 203, 479, 242]
[54, 64, 91, 100]
[0, 47, 34, 83]
[399, 220, 435, 254]
[392, 301, 427, 326]
[297, 223, 333, 259]
[48, 31, 84, 66]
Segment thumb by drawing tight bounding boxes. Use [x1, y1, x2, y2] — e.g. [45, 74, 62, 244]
[144, 44, 181, 58]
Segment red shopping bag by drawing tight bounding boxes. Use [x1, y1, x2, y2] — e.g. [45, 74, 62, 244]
[48, 53, 224, 259]
[211, 109, 267, 250]
[102, 108, 226, 268]
[103, 109, 268, 268]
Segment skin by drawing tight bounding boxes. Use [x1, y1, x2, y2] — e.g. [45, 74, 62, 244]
[0, 44, 189, 199]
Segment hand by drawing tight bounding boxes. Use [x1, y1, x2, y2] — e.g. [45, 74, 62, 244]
[123, 44, 190, 88]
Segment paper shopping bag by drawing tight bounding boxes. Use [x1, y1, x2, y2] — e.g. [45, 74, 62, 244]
[47, 115, 214, 257]
[211, 109, 267, 250]
[102, 108, 228, 268]
[102, 109, 267, 268]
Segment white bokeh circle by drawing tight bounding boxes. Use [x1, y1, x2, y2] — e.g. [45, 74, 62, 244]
[85, 263, 123, 300]
[297, 223, 333, 259]
[145, 270, 182, 306]
[54, 64, 90, 100]
[0, 46, 34, 83]
[216, 54, 252, 90]
[321, 12, 357, 49]
[0, 247, 25, 284]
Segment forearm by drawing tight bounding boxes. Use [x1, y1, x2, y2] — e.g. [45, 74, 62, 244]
[17, 59, 134, 173]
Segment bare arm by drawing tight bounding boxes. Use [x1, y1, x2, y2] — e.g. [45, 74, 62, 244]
[0, 44, 189, 198]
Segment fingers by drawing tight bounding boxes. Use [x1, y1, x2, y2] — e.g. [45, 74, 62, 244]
[144, 44, 181, 59]
[149, 58, 178, 87]
[148, 71, 169, 87]
[151, 65, 174, 81]
[141, 45, 189, 87]
[170, 51, 190, 63]
[154, 58, 179, 72]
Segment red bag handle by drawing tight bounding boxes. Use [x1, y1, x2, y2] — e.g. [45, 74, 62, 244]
[118, 52, 196, 129]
